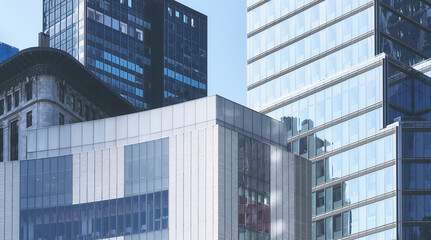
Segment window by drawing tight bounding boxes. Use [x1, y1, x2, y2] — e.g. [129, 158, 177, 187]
[191, 18, 195, 27]
[85, 105, 90, 120]
[316, 160, 325, 185]
[87, 8, 95, 20]
[59, 86, 65, 103]
[26, 111, 32, 128]
[316, 219, 325, 238]
[0, 128, 3, 162]
[96, 11, 103, 24]
[120, 22, 127, 34]
[333, 214, 342, 239]
[316, 189, 325, 215]
[10, 120, 18, 161]
[183, 14, 188, 24]
[77, 100, 82, 115]
[26, 82, 32, 101]
[14, 91, 19, 107]
[128, 0, 132, 8]
[6, 95, 11, 111]
[71, 96, 75, 111]
[59, 113, 65, 125]
[333, 184, 342, 209]
[175, 11, 180, 18]
[136, 29, 143, 41]
[0, 99, 4, 115]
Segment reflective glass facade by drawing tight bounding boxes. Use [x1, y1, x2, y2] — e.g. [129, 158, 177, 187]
[0, 42, 19, 63]
[43, 0, 207, 110]
[377, 0, 431, 66]
[245, 0, 431, 239]
[19, 139, 169, 240]
[398, 121, 431, 239]
[238, 134, 271, 239]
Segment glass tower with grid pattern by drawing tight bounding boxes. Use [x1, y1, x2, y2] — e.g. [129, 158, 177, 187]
[247, 0, 431, 239]
[0, 42, 19, 63]
[42, 0, 207, 110]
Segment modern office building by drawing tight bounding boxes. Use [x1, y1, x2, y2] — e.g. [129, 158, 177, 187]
[0, 47, 136, 162]
[0, 42, 19, 63]
[159, 0, 207, 106]
[0, 95, 310, 240]
[42, 0, 207, 110]
[247, 0, 431, 239]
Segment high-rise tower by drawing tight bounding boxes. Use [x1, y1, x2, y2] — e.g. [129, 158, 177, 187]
[247, 0, 431, 239]
[43, 0, 207, 110]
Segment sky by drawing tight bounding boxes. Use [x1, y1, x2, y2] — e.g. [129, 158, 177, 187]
[0, 0, 247, 106]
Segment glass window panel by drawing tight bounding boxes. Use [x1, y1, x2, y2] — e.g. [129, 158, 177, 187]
[343, 211, 350, 237]
[316, 160, 325, 186]
[147, 194, 154, 232]
[333, 214, 342, 239]
[326, 217, 333, 240]
[358, 205, 366, 232]
[316, 189, 325, 215]
[316, 219, 325, 239]
[326, 187, 333, 212]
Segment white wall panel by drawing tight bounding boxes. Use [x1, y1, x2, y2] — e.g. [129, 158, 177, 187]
[191, 130, 199, 240]
[198, 129, 206, 239]
[73, 153, 80, 204]
[205, 126, 214, 239]
[213, 126, 220, 240]
[183, 132, 191, 240]
[88, 151, 95, 202]
[80, 152, 88, 203]
[102, 149, 110, 200]
[176, 134, 184, 239]
[117, 147, 124, 198]
[168, 136, 176, 240]
[94, 150, 102, 202]
[109, 148, 117, 199]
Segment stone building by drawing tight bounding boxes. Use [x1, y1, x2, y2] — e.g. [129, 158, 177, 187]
[0, 47, 136, 161]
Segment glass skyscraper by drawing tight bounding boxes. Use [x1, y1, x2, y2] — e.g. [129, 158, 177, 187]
[0, 42, 19, 63]
[161, 1, 207, 106]
[247, 0, 431, 239]
[43, 0, 207, 110]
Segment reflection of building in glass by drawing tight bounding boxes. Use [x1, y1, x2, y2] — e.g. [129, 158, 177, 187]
[43, 0, 207, 110]
[247, 0, 431, 239]
[0, 96, 311, 240]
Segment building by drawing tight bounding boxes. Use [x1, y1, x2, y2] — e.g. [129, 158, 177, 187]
[0, 47, 136, 162]
[0, 42, 19, 63]
[159, 0, 207, 106]
[42, 0, 207, 110]
[0, 95, 310, 240]
[246, 0, 431, 239]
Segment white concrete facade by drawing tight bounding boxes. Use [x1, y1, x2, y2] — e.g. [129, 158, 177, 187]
[0, 95, 311, 240]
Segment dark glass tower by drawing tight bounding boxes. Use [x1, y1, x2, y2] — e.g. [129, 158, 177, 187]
[0, 42, 19, 63]
[162, 0, 207, 106]
[42, 0, 207, 110]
